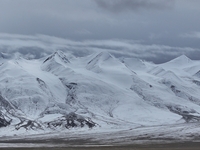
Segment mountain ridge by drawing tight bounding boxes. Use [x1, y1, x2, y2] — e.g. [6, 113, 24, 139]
[1, 51, 200, 137]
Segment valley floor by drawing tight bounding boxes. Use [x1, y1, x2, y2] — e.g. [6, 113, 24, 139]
[1, 122, 200, 149]
[0, 142, 200, 150]
[0, 123, 200, 150]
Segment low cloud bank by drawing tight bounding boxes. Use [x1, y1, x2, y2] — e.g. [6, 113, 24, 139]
[0, 33, 199, 63]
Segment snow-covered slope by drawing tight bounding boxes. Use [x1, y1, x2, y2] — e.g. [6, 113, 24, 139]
[1, 51, 200, 138]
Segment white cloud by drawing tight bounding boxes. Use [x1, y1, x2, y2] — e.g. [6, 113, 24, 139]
[180, 32, 200, 39]
[0, 33, 199, 63]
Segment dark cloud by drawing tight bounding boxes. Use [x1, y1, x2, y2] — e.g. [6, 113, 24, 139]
[0, 0, 200, 50]
[95, 0, 175, 13]
[0, 1, 200, 63]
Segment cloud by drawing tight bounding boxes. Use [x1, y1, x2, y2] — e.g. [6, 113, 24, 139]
[94, 0, 175, 13]
[180, 32, 200, 39]
[0, 0, 200, 50]
[0, 33, 199, 63]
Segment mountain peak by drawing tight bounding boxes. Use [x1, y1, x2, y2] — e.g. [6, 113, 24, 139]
[43, 50, 70, 64]
[54, 50, 65, 56]
[0, 52, 7, 59]
[0, 52, 12, 61]
[2, 50, 200, 138]
[88, 51, 113, 65]
[172, 55, 191, 63]
[98, 51, 112, 58]
[162, 54, 193, 67]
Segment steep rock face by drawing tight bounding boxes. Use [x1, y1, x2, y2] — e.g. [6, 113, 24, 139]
[0, 95, 14, 111]
[0, 95, 13, 128]
[47, 112, 96, 129]
[0, 113, 11, 128]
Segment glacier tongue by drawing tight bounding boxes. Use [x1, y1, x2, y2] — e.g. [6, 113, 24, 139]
[0, 51, 200, 138]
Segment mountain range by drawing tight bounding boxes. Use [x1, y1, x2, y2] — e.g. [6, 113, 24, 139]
[1, 51, 200, 138]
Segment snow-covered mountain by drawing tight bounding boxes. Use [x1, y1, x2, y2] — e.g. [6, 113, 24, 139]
[1, 51, 200, 137]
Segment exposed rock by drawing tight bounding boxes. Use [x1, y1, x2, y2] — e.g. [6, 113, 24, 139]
[47, 112, 96, 129]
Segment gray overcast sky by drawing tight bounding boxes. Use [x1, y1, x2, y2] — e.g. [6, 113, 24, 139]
[0, 0, 200, 63]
